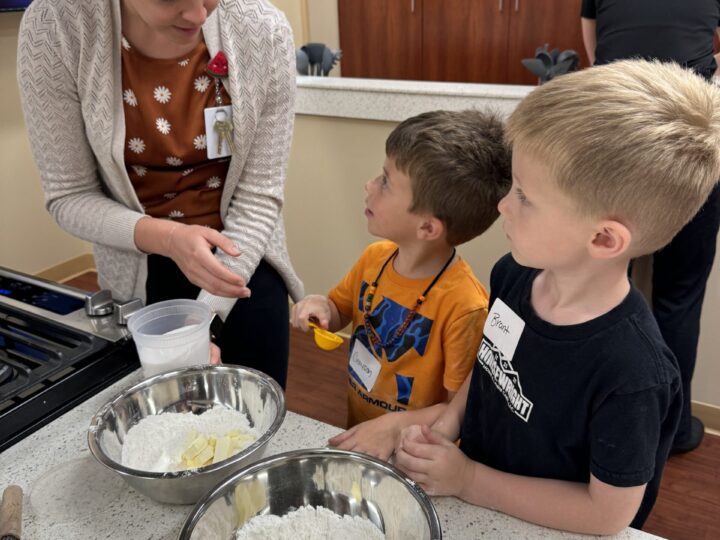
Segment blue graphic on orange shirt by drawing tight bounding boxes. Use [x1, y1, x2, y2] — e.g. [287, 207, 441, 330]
[395, 374, 414, 405]
[357, 281, 432, 362]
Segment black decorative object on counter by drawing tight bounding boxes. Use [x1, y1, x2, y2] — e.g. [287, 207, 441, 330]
[296, 43, 342, 76]
[522, 44, 580, 84]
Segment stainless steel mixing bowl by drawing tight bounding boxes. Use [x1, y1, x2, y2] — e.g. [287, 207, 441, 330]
[178, 448, 442, 539]
[87, 364, 286, 504]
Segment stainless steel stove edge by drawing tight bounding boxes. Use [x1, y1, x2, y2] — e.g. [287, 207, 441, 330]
[0, 267, 131, 343]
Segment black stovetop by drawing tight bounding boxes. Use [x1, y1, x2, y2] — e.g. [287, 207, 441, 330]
[0, 302, 139, 452]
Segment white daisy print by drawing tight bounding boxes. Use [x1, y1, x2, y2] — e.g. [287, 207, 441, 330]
[206, 176, 222, 189]
[121, 37, 131, 50]
[166, 156, 183, 166]
[153, 86, 172, 104]
[156, 117, 171, 135]
[128, 138, 146, 154]
[132, 165, 147, 177]
[193, 134, 207, 150]
[178, 58, 190, 67]
[123, 89, 138, 107]
[194, 75, 211, 93]
[182, 168, 194, 176]
[164, 192, 177, 199]
[168, 210, 185, 219]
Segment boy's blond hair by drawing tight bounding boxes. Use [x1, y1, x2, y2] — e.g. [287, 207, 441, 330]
[506, 60, 720, 254]
[386, 110, 511, 246]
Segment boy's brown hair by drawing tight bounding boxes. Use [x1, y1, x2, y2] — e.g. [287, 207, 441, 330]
[506, 59, 720, 254]
[386, 109, 512, 246]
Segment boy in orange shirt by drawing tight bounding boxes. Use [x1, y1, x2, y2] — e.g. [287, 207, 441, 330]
[291, 110, 511, 457]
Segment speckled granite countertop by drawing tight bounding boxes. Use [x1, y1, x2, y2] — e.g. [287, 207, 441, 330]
[296, 76, 534, 122]
[0, 371, 660, 539]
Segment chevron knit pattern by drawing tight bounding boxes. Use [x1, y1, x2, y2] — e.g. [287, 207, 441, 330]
[17, 0, 303, 319]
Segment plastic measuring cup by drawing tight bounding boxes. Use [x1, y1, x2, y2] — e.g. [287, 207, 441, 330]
[308, 322, 344, 351]
[127, 299, 212, 378]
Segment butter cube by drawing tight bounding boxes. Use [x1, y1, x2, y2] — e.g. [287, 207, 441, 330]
[182, 435, 209, 462]
[212, 436, 232, 464]
[194, 445, 215, 468]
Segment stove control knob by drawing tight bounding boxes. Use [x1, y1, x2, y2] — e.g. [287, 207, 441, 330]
[115, 298, 144, 326]
[85, 289, 115, 317]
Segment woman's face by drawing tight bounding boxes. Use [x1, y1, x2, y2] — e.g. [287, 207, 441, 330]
[123, 0, 219, 46]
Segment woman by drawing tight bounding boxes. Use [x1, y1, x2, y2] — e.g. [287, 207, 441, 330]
[17, 0, 303, 387]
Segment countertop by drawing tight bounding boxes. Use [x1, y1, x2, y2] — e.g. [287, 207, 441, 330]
[296, 75, 534, 122]
[0, 371, 660, 540]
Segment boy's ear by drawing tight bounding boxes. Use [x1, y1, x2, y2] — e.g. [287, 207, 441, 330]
[589, 219, 632, 259]
[417, 216, 445, 241]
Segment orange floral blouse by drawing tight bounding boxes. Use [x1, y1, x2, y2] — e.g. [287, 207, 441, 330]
[121, 36, 231, 230]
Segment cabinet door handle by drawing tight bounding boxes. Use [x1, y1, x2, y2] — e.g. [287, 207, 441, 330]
[499, 0, 503, 11]
[515, 0, 520, 11]
[411, 0, 415, 13]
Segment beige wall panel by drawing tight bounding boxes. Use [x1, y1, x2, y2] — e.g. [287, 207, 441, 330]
[0, 12, 90, 274]
[270, 0, 307, 45]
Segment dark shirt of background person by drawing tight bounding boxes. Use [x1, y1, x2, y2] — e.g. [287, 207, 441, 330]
[581, 0, 720, 80]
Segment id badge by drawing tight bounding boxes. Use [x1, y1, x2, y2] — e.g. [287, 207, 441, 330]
[349, 341, 382, 392]
[204, 105, 234, 159]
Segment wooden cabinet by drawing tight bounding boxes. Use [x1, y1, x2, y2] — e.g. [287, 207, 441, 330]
[422, 0, 509, 83]
[337, 0, 423, 80]
[338, 0, 589, 85]
[505, 0, 590, 85]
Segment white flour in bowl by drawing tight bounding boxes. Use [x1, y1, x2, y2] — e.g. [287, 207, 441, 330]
[235, 505, 385, 539]
[121, 406, 258, 472]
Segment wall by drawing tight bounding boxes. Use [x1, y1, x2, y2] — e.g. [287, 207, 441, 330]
[270, 0, 307, 45]
[0, 12, 91, 274]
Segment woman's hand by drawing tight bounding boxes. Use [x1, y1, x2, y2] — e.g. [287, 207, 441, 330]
[165, 223, 250, 298]
[209, 343, 222, 365]
[290, 294, 334, 331]
[134, 217, 250, 298]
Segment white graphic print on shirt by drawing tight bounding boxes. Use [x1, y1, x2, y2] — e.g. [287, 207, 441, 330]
[477, 298, 533, 422]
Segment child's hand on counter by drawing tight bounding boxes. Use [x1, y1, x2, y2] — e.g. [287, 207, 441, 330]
[328, 413, 401, 461]
[396, 424, 473, 497]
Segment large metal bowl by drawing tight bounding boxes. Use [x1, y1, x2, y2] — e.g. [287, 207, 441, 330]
[87, 364, 285, 504]
[178, 448, 442, 539]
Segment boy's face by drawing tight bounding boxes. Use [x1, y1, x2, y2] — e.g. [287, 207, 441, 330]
[498, 149, 596, 270]
[364, 157, 423, 242]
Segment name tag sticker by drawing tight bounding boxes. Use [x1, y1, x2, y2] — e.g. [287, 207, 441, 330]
[484, 298, 525, 360]
[349, 341, 382, 392]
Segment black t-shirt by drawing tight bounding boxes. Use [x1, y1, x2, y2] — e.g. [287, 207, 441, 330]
[581, 0, 720, 80]
[460, 255, 681, 529]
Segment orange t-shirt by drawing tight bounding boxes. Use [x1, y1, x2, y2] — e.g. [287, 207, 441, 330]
[329, 241, 489, 426]
[121, 36, 231, 229]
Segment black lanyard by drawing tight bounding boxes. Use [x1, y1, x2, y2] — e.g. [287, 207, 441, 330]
[363, 247, 456, 349]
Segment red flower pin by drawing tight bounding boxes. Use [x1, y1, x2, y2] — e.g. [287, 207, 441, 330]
[207, 51, 229, 77]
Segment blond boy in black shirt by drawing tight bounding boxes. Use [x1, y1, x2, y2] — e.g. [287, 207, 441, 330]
[391, 60, 720, 534]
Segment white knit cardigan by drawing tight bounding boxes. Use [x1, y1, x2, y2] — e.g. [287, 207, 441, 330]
[17, 0, 304, 319]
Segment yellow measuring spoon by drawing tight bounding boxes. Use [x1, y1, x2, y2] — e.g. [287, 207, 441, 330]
[308, 322, 344, 351]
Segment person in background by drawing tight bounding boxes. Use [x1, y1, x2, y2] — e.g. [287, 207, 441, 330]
[393, 61, 720, 533]
[17, 0, 303, 387]
[291, 110, 511, 459]
[581, 0, 720, 453]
